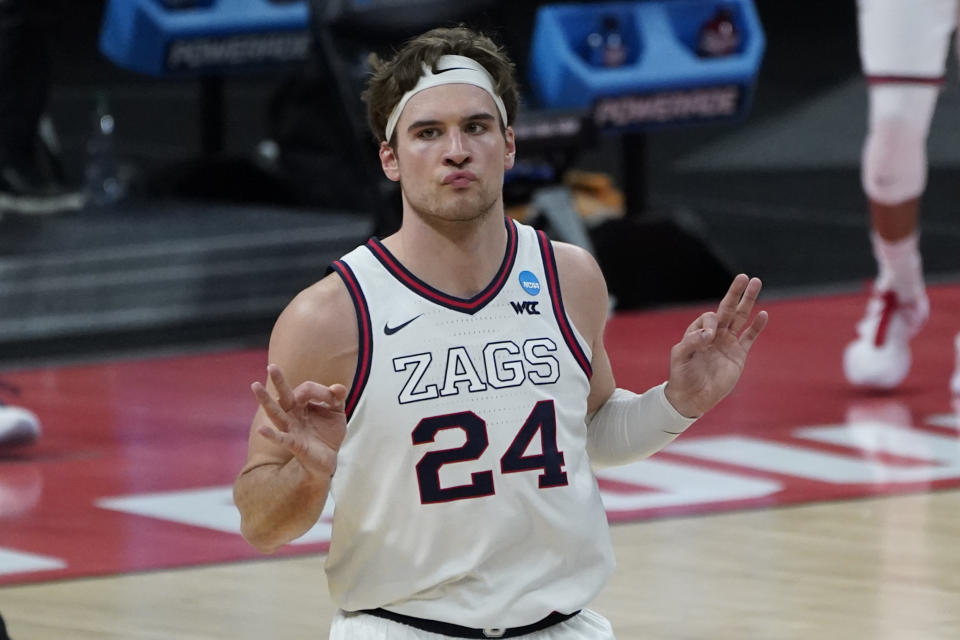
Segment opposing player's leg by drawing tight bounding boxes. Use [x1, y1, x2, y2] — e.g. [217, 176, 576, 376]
[844, 84, 938, 388]
[845, 0, 954, 389]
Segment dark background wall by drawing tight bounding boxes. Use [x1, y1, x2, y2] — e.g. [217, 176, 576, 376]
[3, 0, 957, 367]
[39, 1, 861, 191]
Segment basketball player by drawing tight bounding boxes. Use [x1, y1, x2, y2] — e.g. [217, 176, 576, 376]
[233, 26, 768, 639]
[844, 0, 960, 395]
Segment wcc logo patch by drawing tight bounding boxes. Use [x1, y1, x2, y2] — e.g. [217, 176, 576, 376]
[511, 300, 541, 315]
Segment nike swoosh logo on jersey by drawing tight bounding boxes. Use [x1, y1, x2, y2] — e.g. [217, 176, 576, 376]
[384, 314, 423, 335]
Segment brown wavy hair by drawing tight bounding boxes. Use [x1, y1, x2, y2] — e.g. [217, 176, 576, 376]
[362, 26, 520, 145]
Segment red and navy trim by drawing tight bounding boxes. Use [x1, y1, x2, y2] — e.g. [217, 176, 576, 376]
[330, 259, 372, 420]
[866, 74, 945, 86]
[364, 217, 518, 315]
[537, 231, 592, 379]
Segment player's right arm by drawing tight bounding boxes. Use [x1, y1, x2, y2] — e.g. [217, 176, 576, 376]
[233, 273, 357, 553]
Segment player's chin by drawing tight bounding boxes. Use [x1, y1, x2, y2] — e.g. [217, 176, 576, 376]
[437, 198, 494, 221]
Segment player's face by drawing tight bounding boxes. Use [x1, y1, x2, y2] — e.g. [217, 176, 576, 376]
[380, 83, 516, 225]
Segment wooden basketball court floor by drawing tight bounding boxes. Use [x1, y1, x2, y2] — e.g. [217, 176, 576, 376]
[1, 282, 960, 639]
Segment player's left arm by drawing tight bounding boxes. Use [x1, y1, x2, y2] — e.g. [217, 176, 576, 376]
[553, 241, 767, 466]
[550, 241, 616, 415]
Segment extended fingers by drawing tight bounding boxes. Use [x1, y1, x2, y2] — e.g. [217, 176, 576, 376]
[734, 277, 763, 330]
[256, 424, 316, 460]
[718, 275, 763, 334]
[256, 423, 290, 446]
[738, 310, 769, 353]
[251, 380, 293, 432]
[267, 364, 296, 412]
[716, 274, 749, 326]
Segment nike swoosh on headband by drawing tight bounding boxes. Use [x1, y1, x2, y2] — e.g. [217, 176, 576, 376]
[384, 55, 508, 141]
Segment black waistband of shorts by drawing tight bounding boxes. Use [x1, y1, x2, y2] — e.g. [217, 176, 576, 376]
[361, 607, 580, 638]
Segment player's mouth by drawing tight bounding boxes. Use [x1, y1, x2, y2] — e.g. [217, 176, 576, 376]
[442, 171, 478, 188]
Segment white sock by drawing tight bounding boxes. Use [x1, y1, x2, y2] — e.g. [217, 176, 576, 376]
[871, 232, 925, 302]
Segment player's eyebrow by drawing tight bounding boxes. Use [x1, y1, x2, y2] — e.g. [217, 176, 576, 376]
[406, 112, 496, 132]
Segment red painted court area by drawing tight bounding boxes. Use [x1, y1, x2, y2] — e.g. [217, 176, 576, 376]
[1, 283, 959, 586]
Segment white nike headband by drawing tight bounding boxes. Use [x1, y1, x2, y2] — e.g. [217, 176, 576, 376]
[384, 54, 509, 142]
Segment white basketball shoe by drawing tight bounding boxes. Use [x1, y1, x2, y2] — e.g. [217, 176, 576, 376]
[843, 290, 929, 389]
[0, 403, 41, 446]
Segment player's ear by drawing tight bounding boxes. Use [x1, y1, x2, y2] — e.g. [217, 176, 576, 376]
[503, 127, 516, 171]
[380, 141, 400, 182]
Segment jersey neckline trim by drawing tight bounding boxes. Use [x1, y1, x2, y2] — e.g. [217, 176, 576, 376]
[364, 217, 518, 315]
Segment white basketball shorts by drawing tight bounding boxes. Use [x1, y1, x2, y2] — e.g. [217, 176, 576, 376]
[858, 0, 958, 77]
[329, 608, 616, 640]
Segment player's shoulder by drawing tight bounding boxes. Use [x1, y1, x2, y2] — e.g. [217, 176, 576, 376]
[550, 240, 607, 296]
[549, 240, 609, 343]
[266, 271, 358, 387]
[271, 272, 355, 351]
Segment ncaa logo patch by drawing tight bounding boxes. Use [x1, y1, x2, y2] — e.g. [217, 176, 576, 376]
[518, 270, 541, 296]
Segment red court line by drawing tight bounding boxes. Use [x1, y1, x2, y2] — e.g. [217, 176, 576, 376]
[0, 283, 958, 585]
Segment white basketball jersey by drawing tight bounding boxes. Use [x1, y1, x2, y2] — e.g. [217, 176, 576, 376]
[326, 218, 615, 629]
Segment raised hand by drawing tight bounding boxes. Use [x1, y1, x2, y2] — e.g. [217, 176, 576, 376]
[251, 364, 348, 479]
[664, 274, 768, 418]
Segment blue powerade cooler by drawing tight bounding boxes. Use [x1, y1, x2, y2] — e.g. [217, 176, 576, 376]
[527, 0, 765, 132]
[99, 0, 312, 77]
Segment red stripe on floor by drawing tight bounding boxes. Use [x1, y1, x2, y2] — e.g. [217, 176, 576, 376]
[1, 283, 958, 585]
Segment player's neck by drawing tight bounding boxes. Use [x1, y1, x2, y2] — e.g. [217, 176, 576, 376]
[383, 211, 509, 299]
